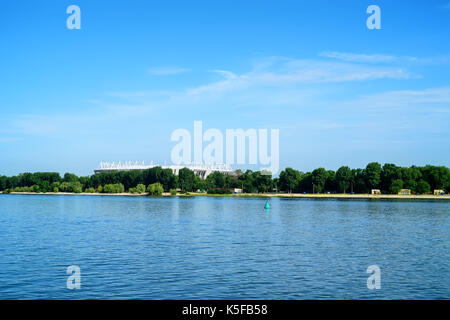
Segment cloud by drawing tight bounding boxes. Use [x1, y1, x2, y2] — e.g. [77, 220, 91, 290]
[324, 87, 450, 135]
[7, 55, 426, 139]
[69, 54, 419, 122]
[185, 57, 412, 96]
[209, 70, 240, 80]
[148, 66, 190, 75]
[320, 51, 417, 63]
[346, 87, 450, 109]
[255, 58, 412, 82]
[320, 51, 450, 66]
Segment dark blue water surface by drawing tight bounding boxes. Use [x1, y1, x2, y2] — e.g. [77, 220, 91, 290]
[0, 194, 449, 299]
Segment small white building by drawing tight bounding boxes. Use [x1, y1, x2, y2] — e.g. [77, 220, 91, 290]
[398, 189, 411, 195]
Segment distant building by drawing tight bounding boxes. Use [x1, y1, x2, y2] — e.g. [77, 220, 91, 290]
[233, 188, 243, 194]
[94, 161, 234, 179]
[398, 189, 411, 195]
[371, 189, 381, 195]
[434, 189, 445, 195]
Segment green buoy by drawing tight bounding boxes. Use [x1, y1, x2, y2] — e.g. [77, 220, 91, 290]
[264, 201, 270, 210]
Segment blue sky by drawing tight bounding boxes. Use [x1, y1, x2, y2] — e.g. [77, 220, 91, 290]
[1, 0, 450, 176]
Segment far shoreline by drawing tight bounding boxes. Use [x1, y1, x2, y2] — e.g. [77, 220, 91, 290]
[2, 191, 450, 200]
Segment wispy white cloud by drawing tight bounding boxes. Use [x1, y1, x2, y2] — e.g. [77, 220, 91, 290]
[186, 57, 412, 96]
[255, 58, 412, 82]
[320, 51, 450, 66]
[323, 87, 450, 135]
[346, 87, 450, 109]
[320, 51, 417, 63]
[8, 55, 432, 139]
[148, 66, 190, 75]
[209, 70, 240, 80]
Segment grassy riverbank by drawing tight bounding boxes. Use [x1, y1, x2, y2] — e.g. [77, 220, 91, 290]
[2, 191, 450, 200]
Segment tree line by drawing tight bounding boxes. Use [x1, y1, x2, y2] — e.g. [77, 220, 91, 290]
[0, 163, 449, 195]
[278, 163, 449, 194]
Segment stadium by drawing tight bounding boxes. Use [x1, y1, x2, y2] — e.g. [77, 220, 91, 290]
[94, 161, 234, 179]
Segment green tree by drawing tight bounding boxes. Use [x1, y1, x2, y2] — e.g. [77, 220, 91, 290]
[6, 176, 19, 189]
[51, 182, 60, 192]
[336, 166, 352, 193]
[147, 182, 164, 196]
[103, 183, 124, 194]
[160, 168, 177, 191]
[401, 166, 421, 192]
[297, 172, 312, 193]
[416, 180, 431, 194]
[135, 184, 146, 194]
[18, 172, 34, 187]
[311, 168, 327, 193]
[103, 184, 113, 193]
[271, 178, 278, 191]
[324, 170, 336, 193]
[178, 168, 195, 192]
[389, 179, 403, 194]
[194, 175, 206, 191]
[224, 174, 238, 189]
[0, 176, 7, 191]
[254, 171, 273, 193]
[381, 163, 402, 193]
[59, 181, 83, 193]
[38, 180, 51, 193]
[365, 162, 382, 190]
[237, 170, 258, 193]
[404, 179, 417, 193]
[421, 165, 450, 190]
[352, 169, 367, 193]
[119, 170, 143, 191]
[279, 168, 301, 193]
[63, 173, 79, 183]
[205, 171, 226, 191]
[143, 167, 162, 186]
[79, 176, 90, 190]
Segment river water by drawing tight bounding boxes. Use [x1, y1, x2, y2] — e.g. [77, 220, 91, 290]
[0, 194, 449, 299]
